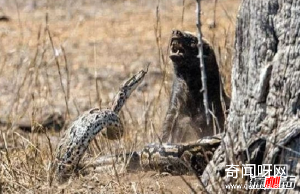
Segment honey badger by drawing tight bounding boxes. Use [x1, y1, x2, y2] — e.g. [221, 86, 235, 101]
[162, 30, 226, 143]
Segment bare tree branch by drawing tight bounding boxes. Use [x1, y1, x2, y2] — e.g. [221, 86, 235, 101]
[195, 0, 210, 125]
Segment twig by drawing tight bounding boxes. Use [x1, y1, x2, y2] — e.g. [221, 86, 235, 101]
[13, 132, 41, 153]
[45, 13, 70, 118]
[72, 98, 80, 116]
[179, 175, 202, 194]
[2, 133, 17, 181]
[61, 46, 71, 118]
[181, 0, 185, 29]
[220, 3, 234, 26]
[105, 139, 120, 185]
[14, 0, 23, 45]
[154, 0, 165, 71]
[0, 34, 7, 76]
[95, 78, 102, 109]
[213, 0, 218, 28]
[152, 1, 170, 119]
[92, 13, 102, 109]
[195, 0, 210, 125]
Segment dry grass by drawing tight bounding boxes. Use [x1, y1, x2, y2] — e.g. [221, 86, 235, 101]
[0, 0, 240, 193]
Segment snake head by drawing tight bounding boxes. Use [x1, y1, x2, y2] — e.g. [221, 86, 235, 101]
[122, 65, 148, 91]
[112, 66, 149, 113]
[120, 64, 149, 96]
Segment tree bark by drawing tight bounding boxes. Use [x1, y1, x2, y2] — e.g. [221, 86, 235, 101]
[202, 0, 300, 193]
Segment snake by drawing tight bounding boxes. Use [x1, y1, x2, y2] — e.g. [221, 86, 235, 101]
[54, 67, 148, 183]
[54, 66, 221, 184]
[84, 136, 221, 176]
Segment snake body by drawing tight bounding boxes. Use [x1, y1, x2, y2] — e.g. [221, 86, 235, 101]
[54, 69, 147, 183]
[84, 136, 221, 176]
[140, 136, 220, 175]
[54, 62, 222, 183]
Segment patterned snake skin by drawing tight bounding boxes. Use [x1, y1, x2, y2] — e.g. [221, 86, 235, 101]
[54, 68, 147, 183]
[139, 136, 220, 176]
[54, 66, 221, 183]
[85, 136, 221, 176]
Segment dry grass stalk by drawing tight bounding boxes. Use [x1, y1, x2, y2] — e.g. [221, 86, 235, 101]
[45, 13, 70, 119]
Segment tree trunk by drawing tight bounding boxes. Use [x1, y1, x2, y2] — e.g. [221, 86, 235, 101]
[202, 0, 300, 193]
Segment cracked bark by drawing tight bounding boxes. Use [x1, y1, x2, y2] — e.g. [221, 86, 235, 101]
[202, 0, 300, 193]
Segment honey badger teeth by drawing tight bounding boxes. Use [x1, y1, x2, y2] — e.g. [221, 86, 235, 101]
[163, 29, 226, 143]
[169, 31, 198, 59]
[170, 42, 185, 58]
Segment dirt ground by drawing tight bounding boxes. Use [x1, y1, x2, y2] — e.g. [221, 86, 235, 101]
[0, 0, 240, 193]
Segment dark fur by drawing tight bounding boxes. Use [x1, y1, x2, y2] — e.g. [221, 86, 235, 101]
[162, 30, 226, 143]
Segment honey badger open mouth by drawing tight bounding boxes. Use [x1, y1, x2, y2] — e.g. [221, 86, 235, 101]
[169, 30, 198, 61]
[170, 38, 185, 55]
